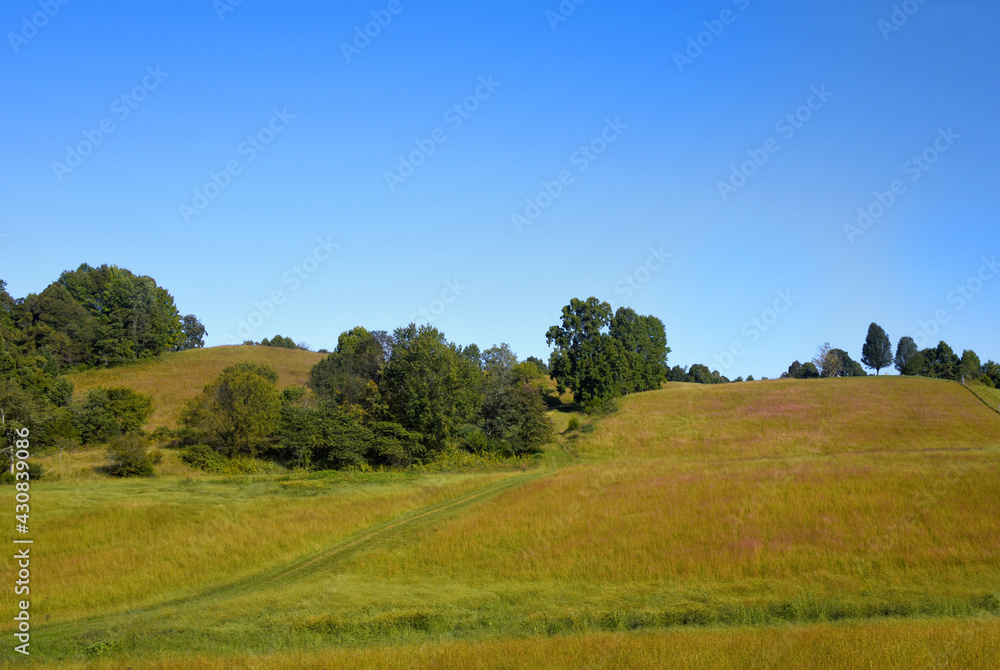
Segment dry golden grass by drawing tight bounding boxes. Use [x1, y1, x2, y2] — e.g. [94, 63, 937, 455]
[328, 377, 1000, 621]
[63, 345, 325, 429]
[7, 375, 998, 665]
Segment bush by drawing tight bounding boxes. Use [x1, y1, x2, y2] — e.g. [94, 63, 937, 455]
[0, 461, 45, 485]
[180, 444, 228, 472]
[566, 417, 581, 432]
[75, 386, 154, 444]
[180, 444, 271, 475]
[106, 435, 154, 477]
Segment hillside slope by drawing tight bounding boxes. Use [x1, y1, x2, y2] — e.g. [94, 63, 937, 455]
[18, 375, 1000, 666]
[63, 345, 325, 429]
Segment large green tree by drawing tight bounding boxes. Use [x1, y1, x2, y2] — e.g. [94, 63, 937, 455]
[380, 324, 482, 454]
[546, 298, 669, 404]
[182, 362, 282, 456]
[861, 322, 892, 374]
[309, 326, 387, 410]
[894, 336, 920, 375]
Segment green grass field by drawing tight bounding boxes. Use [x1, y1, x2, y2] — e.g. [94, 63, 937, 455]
[4, 353, 1000, 668]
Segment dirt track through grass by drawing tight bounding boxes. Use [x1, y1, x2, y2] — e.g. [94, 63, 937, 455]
[33, 450, 572, 653]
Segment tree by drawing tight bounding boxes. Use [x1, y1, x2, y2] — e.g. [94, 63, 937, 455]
[861, 323, 892, 374]
[182, 362, 282, 456]
[800, 362, 820, 378]
[609, 307, 670, 392]
[918, 341, 959, 380]
[894, 336, 919, 375]
[175, 315, 207, 351]
[546, 298, 668, 404]
[309, 327, 387, 410]
[786, 361, 803, 378]
[380, 324, 482, 454]
[814, 343, 841, 378]
[74, 386, 153, 444]
[480, 344, 551, 455]
[959, 350, 982, 383]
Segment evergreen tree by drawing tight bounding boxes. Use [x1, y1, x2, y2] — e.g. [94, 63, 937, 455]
[861, 323, 892, 374]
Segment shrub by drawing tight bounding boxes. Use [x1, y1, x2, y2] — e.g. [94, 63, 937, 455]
[75, 386, 154, 444]
[180, 444, 228, 472]
[106, 434, 154, 477]
[566, 417, 581, 432]
[0, 461, 44, 485]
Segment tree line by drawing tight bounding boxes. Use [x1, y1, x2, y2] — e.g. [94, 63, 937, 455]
[781, 322, 1000, 386]
[178, 325, 552, 471]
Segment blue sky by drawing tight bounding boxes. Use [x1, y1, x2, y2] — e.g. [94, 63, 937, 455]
[1, 0, 997, 378]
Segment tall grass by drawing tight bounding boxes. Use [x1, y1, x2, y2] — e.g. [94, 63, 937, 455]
[6, 376, 998, 664]
[63, 345, 324, 429]
[17, 616, 1000, 669]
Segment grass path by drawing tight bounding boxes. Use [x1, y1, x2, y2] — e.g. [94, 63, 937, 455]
[32, 446, 576, 659]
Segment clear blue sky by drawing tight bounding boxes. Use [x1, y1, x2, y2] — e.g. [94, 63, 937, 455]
[1, 0, 997, 378]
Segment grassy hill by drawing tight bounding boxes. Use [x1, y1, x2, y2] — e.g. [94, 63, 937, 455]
[63, 345, 326, 430]
[8, 376, 1000, 668]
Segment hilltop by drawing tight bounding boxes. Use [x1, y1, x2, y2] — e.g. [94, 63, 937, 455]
[63, 345, 325, 430]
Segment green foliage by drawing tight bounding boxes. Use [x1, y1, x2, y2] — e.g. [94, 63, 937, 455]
[74, 386, 154, 444]
[0, 460, 44, 485]
[54, 263, 185, 364]
[181, 362, 282, 456]
[800, 362, 820, 379]
[259, 335, 299, 349]
[381, 324, 483, 454]
[105, 434, 154, 477]
[894, 336, 920, 375]
[959, 350, 982, 382]
[309, 326, 386, 410]
[814, 344, 866, 378]
[175, 315, 207, 351]
[179, 443, 271, 475]
[278, 402, 422, 469]
[861, 323, 892, 374]
[917, 341, 960, 380]
[547, 298, 669, 404]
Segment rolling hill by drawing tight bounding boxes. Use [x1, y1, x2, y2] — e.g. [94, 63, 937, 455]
[9, 374, 1000, 668]
[63, 345, 326, 430]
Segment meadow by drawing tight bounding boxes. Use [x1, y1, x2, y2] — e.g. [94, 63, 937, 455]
[3, 355, 999, 668]
[63, 346, 325, 429]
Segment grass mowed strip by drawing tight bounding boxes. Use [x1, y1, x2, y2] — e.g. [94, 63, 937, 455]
[63, 345, 324, 429]
[16, 616, 1000, 669]
[1, 470, 518, 625]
